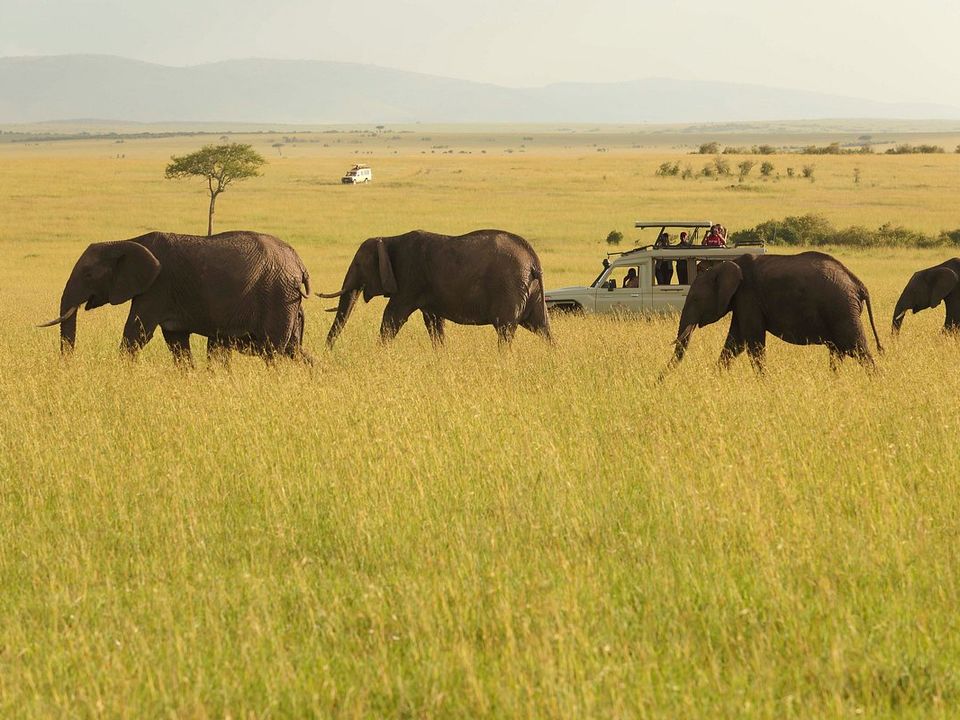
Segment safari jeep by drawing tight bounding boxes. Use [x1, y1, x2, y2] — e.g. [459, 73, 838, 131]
[544, 221, 764, 315]
[341, 164, 372, 184]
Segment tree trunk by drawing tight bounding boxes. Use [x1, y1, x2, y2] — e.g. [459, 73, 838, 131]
[208, 191, 218, 237]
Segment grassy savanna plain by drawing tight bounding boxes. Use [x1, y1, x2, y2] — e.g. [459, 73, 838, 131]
[2, 126, 960, 717]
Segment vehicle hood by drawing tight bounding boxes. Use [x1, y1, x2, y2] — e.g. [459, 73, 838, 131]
[544, 286, 592, 296]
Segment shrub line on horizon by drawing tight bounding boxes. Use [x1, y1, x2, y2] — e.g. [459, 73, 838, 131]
[730, 214, 960, 249]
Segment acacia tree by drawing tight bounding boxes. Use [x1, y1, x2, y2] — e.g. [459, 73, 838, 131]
[165, 143, 266, 236]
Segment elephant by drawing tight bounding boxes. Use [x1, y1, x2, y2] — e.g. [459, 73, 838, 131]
[663, 251, 882, 373]
[318, 229, 552, 347]
[39, 231, 311, 362]
[892, 259, 960, 334]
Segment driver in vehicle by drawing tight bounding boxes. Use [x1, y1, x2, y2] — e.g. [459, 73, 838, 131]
[623, 268, 639, 288]
[654, 232, 674, 285]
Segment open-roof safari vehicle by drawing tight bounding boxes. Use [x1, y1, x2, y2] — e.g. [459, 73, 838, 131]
[544, 220, 764, 314]
[341, 164, 372, 184]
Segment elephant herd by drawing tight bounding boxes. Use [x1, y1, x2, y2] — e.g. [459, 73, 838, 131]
[38, 227, 960, 374]
[39, 228, 551, 361]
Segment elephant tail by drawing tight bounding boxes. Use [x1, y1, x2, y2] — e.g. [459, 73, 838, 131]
[861, 284, 883, 354]
[300, 267, 311, 299]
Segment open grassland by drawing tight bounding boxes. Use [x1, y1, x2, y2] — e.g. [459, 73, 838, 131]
[2, 130, 960, 718]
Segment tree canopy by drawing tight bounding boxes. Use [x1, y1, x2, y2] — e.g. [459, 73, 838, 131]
[165, 143, 266, 235]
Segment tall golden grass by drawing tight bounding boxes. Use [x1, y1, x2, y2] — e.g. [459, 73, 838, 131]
[1, 130, 959, 717]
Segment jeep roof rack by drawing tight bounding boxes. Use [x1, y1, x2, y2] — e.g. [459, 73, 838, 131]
[634, 220, 713, 229]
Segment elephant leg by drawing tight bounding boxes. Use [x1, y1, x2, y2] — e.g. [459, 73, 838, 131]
[120, 309, 157, 356]
[844, 342, 876, 373]
[520, 296, 553, 343]
[747, 338, 767, 373]
[161, 328, 193, 366]
[288, 306, 313, 363]
[261, 301, 304, 362]
[422, 312, 446, 347]
[207, 336, 232, 365]
[943, 311, 960, 335]
[380, 299, 415, 343]
[495, 323, 518, 347]
[718, 325, 746, 369]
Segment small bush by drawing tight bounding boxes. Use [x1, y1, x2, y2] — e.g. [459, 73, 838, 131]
[713, 156, 731, 176]
[701, 164, 716, 178]
[655, 161, 680, 177]
[698, 142, 720, 154]
[802, 164, 816, 180]
[757, 144, 777, 155]
[939, 229, 960, 245]
[606, 230, 624, 246]
[681, 165, 694, 180]
[723, 146, 747, 155]
[729, 214, 833, 246]
[760, 161, 775, 177]
[802, 142, 841, 155]
[786, 167, 795, 178]
[737, 160, 756, 181]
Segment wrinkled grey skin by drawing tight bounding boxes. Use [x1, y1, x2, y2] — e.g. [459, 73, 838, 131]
[892, 258, 960, 335]
[40, 231, 311, 363]
[320, 229, 552, 347]
[663, 252, 882, 374]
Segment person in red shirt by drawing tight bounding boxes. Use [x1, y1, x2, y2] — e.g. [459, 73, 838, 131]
[702, 224, 726, 247]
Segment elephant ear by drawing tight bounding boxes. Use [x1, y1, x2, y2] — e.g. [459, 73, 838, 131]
[107, 242, 161, 305]
[713, 261, 743, 318]
[927, 267, 958, 308]
[377, 239, 398, 295]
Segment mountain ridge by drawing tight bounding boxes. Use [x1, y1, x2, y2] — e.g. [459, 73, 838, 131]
[1, 55, 957, 124]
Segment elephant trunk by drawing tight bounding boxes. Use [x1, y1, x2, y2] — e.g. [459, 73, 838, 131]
[669, 322, 696, 366]
[59, 300, 78, 353]
[892, 294, 909, 335]
[671, 304, 700, 364]
[41, 272, 88, 353]
[326, 288, 360, 348]
[658, 311, 698, 381]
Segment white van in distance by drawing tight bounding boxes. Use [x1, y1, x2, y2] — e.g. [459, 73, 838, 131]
[342, 164, 372, 184]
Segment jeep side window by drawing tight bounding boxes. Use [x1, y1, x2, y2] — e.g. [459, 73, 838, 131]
[598, 267, 640, 290]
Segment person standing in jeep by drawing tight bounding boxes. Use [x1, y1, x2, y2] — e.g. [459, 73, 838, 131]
[654, 232, 674, 285]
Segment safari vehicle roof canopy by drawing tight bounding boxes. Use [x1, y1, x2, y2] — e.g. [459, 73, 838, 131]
[634, 220, 713, 229]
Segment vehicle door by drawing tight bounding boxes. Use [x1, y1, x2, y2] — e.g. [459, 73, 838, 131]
[646, 253, 687, 313]
[595, 263, 644, 314]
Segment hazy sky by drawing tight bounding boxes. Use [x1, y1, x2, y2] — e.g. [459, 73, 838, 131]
[3, 0, 960, 106]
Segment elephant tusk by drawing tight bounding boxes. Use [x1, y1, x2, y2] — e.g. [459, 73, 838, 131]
[36, 305, 77, 328]
[316, 289, 348, 299]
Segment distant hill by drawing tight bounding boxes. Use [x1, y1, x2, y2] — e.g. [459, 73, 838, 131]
[1, 55, 958, 124]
